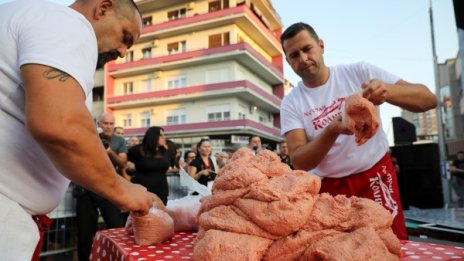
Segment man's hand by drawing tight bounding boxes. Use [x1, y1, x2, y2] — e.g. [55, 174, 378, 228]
[361, 79, 388, 106]
[328, 115, 353, 135]
[113, 178, 154, 217]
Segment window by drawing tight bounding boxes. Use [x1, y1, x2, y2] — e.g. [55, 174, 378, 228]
[123, 114, 132, 127]
[167, 41, 186, 54]
[167, 42, 178, 54]
[259, 113, 267, 123]
[208, 0, 228, 12]
[166, 108, 186, 125]
[142, 47, 152, 59]
[238, 112, 246, 119]
[142, 79, 152, 92]
[123, 82, 133, 94]
[206, 67, 229, 84]
[167, 8, 186, 20]
[167, 75, 187, 89]
[140, 111, 151, 127]
[142, 16, 152, 26]
[208, 32, 230, 48]
[207, 104, 230, 122]
[208, 0, 221, 12]
[125, 51, 134, 62]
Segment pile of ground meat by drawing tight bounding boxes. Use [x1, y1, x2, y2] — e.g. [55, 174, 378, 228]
[193, 148, 401, 261]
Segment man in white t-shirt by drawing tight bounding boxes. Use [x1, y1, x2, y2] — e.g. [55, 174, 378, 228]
[280, 22, 437, 240]
[0, 0, 155, 259]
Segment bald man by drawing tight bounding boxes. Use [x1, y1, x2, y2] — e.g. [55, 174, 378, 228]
[0, 0, 153, 259]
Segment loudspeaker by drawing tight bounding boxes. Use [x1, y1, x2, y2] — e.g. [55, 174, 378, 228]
[391, 143, 443, 209]
[392, 117, 416, 145]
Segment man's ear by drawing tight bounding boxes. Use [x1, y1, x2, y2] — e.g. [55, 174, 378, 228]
[94, 0, 114, 20]
[319, 39, 325, 54]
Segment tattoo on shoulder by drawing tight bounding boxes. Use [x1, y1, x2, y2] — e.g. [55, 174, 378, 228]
[42, 68, 70, 82]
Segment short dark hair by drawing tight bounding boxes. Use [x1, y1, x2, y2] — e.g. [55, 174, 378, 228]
[249, 135, 261, 143]
[280, 22, 320, 50]
[115, 0, 142, 20]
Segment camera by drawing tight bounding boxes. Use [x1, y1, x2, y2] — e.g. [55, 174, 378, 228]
[208, 171, 217, 181]
[99, 133, 112, 149]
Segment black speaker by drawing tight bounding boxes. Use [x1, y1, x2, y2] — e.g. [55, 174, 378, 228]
[391, 143, 443, 209]
[392, 117, 416, 145]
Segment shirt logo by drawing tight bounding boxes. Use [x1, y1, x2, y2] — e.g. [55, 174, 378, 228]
[308, 98, 345, 130]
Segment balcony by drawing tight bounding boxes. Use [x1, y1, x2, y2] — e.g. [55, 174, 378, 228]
[140, 5, 281, 57]
[108, 43, 283, 84]
[124, 119, 281, 140]
[106, 80, 281, 113]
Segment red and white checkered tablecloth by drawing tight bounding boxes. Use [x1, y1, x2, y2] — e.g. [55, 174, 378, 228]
[91, 228, 464, 261]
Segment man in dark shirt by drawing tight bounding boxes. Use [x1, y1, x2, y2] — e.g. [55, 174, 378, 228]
[451, 151, 464, 208]
[279, 141, 295, 170]
[76, 113, 128, 261]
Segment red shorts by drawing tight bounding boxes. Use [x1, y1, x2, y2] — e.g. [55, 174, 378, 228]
[320, 153, 408, 240]
[31, 215, 52, 261]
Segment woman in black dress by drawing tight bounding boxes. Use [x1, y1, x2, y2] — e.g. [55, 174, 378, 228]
[128, 126, 170, 205]
[188, 139, 216, 187]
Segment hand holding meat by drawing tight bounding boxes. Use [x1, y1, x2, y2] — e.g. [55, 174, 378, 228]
[343, 93, 379, 145]
[361, 79, 388, 105]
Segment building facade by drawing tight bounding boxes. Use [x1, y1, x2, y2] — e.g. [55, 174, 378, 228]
[439, 56, 464, 155]
[104, 0, 284, 151]
[401, 55, 464, 156]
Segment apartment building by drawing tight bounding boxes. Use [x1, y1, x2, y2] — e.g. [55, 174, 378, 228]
[104, 0, 285, 151]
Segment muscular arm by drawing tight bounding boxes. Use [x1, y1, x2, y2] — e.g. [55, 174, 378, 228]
[363, 79, 437, 112]
[22, 64, 152, 214]
[286, 116, 349, 171]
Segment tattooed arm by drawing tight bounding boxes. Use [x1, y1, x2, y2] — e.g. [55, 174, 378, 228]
[21, 64, 153, 216]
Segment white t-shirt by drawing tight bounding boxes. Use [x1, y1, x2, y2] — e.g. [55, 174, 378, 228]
[280, 62, 400, 178]
[0, 0, 97, 214]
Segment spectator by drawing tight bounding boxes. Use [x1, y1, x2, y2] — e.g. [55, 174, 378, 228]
[189, 139, 216, 187]
[126, 136, 140, 177]
[0, 1, 154, 259]
[128, 127, 170, 205]
[450, 151, 464, 207]
[279, 141, 295, 170]
[216, 151, 230, 170]
[248, 135, 262, 154]
[166, 139, 181, 175]
[114, 126, 125, 137]
[181, 150, 196, 171]
[76, 113, 128, 261]
[127, 136, 140, 148]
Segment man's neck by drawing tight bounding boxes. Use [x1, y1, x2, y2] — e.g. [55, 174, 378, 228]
[303, 66, 330, 88]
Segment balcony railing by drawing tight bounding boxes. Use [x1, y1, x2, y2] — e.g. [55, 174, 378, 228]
[106, 80, 281, 114]
[108, 42, 283, 80]
[141, 5, 280, 48]
[124, 119, 281, 138]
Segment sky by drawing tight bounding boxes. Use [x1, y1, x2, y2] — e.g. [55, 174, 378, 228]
[0, 0, 459, 144]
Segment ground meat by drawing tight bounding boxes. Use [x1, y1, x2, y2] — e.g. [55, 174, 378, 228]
[194, 148, 401, 261]
[343, 93, 379, 145]
[193, 229, 273, 261]
[131, 208, 174, 246]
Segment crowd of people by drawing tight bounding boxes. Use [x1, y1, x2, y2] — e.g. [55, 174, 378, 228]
[71, 113, 296, 260]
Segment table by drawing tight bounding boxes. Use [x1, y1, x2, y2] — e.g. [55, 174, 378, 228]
[91, 228, 464, 261]
[404, 207, 464, 242]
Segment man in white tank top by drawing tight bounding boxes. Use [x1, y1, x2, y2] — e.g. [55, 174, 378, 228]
[280, 22, 437, 240]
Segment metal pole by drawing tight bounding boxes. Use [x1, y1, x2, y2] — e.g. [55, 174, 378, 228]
[429, 0, 450, 207]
